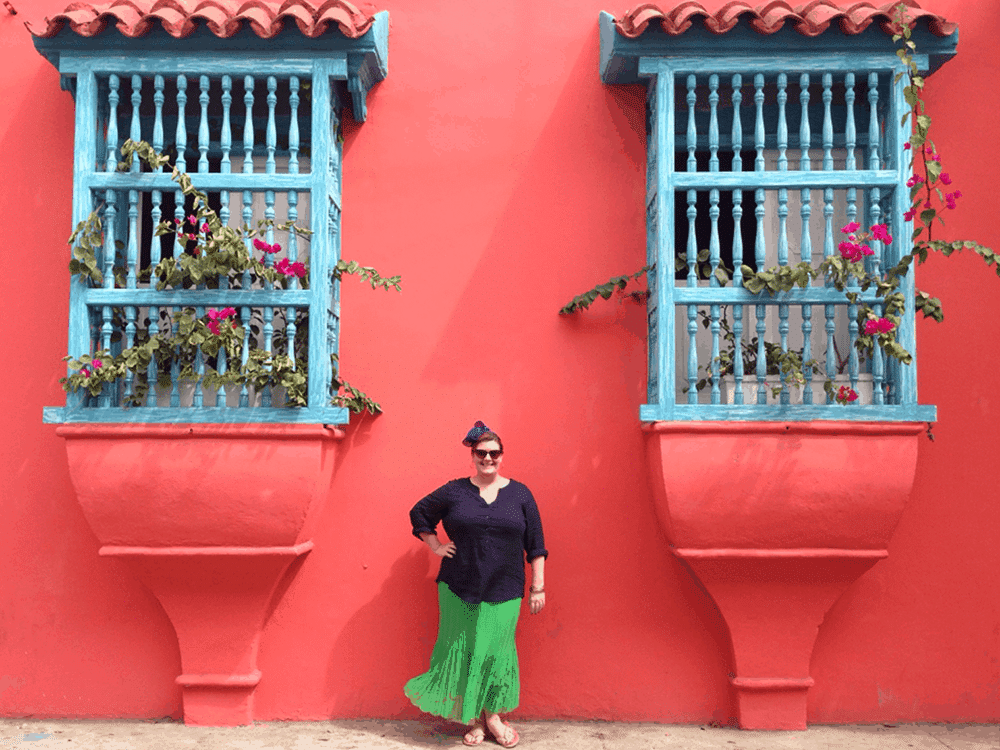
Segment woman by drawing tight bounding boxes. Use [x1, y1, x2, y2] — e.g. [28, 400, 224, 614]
[406, 421, 547, 748]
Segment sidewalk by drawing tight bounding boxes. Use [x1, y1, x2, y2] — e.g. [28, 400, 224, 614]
[0, 719, 997, 750]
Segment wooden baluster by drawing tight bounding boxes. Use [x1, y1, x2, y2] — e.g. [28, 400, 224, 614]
[147, 74, 165, 406]
[707, 74, 721, 403]
[170, 307, 181, 407]
[868, 71, 885, 405]
[686, 74, 698, 288]
[192, 76, 206, 409]
[240, 305, 252, 407]
[731, 73, 744, 403]
[170, 75, 188, 407]
[685, 74, 698, 402]
[199, 75, 210, 174]
[216, 75, 232, 405]
[240, 76, 255, 406]
[220, 75, 232, 227]
[754, 73, 767, 404]
[286, 76, 301, 366]
[776, 73, 790, 402]
[799, 74, 814, 403]
[122, 75, 142, 400]
[100, 75, 120, 408]
[260, 76, 279, 407]
[822, 73, 837, 394]
[845, 72, 857, 228]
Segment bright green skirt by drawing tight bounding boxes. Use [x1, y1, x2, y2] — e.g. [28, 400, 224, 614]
[405, 582, 521, 724]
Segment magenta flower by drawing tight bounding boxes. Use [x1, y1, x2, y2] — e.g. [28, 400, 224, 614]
[939, 173, 951, 185]
[904, 207, 917, 222]
[903, 142, 911, 150]
[206, 307, 237, 335]
[188, 215, 197, 225]
[864, 318, 895, 335]
[79, 366, 90, 377]
[92, 359, 103, 368]
[906, 174, 924, 188]
[869, 224, 892, 244]
[252, 238, 282, 254]
[187, 233, 197, 242]
[275, 258, 307, 278]
[836, 385, 859, 404]
[841, 222, 860, 234]
[838, 241, 861, 262]
[201, 222, 210, 233]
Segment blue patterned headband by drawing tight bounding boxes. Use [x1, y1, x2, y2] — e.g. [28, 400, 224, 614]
[462, 420, 494, 447]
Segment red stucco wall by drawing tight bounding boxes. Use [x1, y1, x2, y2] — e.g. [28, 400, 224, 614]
[0, 0, 997, 724]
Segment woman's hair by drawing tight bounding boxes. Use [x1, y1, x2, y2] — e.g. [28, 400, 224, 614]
[472, 431, 503, 453]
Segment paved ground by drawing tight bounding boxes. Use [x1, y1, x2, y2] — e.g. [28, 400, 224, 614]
[0, 719, 996, 750]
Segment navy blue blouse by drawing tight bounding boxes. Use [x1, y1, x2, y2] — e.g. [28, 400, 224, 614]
[410, 478, 548, 604]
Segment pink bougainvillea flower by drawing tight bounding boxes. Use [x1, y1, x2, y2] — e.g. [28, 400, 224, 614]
[869, 224, 892, 244]
[207, 320, 220, 335]
[841, 222, 860, 234]
[903, 142, 911, 150]
[838, 241, 859, 262]
[252, 238, 282, 254]
[201, 222, 210, 233]
[79, 366, 91, 377]
[864, 317, 895, 335]
[836, 385, 859, 404]
[838, 241, 870, 263]
[92, 359, 102, 368]
[187, 233, 197, 242]
[931, 153, 941, 162]
[188, 215, 197, 225]
[906, 174, 924, 188]
[904, 207, 917, 222]
[275, 258, 308, 278]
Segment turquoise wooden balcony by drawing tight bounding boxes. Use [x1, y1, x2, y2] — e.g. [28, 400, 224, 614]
[599, 9, 957, 422]
[36, 11, 388, 425]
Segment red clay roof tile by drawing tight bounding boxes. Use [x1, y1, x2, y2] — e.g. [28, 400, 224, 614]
[614, 0, 956, 39]
[28, 0, 376, 40]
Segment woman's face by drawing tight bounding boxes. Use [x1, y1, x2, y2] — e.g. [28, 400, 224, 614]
[472, 439, 503, 478]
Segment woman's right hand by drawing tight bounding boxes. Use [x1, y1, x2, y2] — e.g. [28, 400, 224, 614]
[434, 542, 457, 558]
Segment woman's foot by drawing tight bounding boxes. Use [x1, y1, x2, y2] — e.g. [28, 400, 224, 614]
[463, 719, 486, 746]
[485, 713, 519, 748]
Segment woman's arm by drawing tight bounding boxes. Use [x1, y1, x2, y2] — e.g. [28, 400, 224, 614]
[529, 555, 545, 614]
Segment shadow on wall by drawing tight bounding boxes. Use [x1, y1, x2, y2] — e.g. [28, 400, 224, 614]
[325, 547, 440, 718]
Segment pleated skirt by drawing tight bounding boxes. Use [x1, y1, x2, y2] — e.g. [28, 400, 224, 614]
[404, 582, 521, 724]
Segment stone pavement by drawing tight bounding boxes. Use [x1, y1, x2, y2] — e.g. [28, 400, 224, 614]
[0, 719, 996, 750]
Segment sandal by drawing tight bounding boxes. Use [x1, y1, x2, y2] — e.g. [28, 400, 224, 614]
[490, 719, 519, 748]
[463, 720, 486, 747]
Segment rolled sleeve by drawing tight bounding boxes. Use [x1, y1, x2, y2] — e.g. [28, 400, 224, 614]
[522, 489, 548, 561]
[410, 484, 452, 541]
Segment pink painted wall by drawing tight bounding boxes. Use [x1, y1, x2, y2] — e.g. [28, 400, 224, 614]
[0, 0, 997, 724]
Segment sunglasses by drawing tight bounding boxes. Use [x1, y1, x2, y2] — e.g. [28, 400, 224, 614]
[473, 449, 503, 460]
